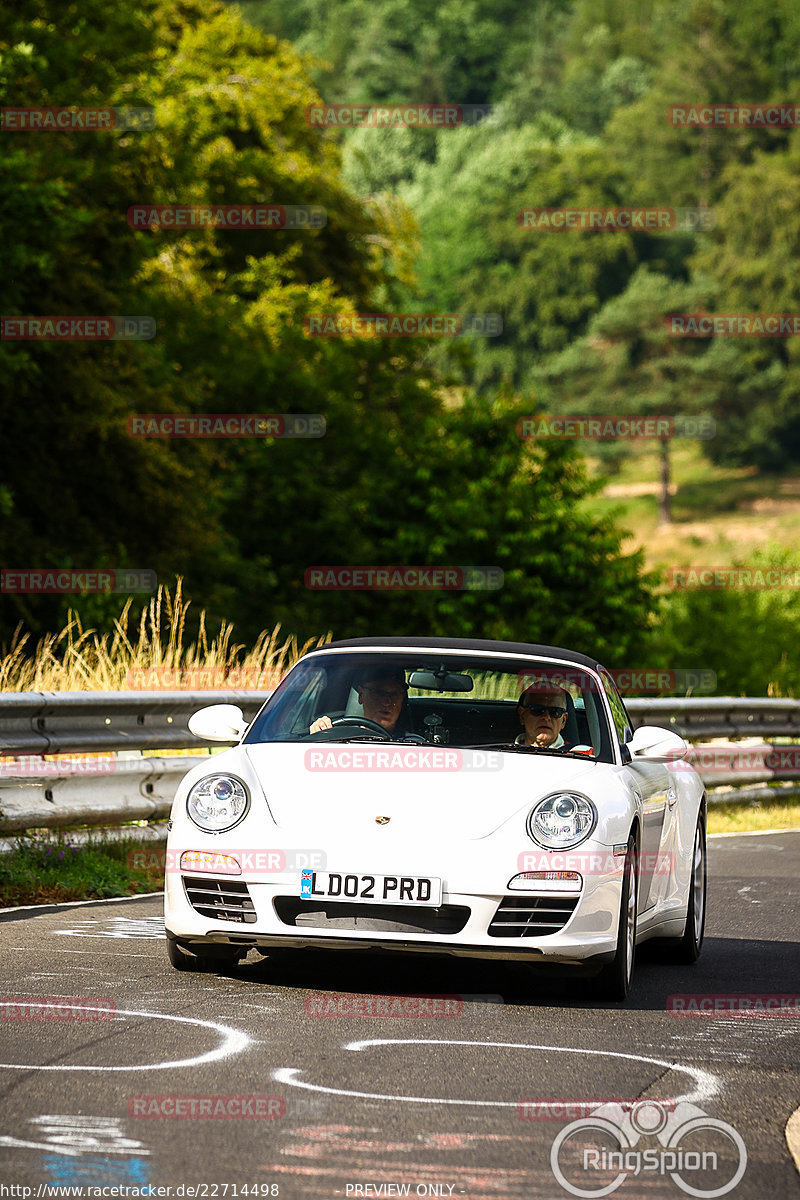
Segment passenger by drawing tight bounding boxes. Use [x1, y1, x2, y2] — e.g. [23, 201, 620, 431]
[309, 666, 410, 736]
[516, 683, 572, 750]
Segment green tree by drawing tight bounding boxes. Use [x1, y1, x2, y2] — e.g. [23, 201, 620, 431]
[536, 267, 719, 524]
[689, 145, 800, 468]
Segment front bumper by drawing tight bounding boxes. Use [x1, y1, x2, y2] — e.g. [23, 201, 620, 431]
[164, 866, 624, 966]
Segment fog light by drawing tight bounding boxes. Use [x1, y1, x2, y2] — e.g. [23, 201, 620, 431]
[507, 871, 582, 893]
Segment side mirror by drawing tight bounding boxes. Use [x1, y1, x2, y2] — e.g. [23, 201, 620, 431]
[188, 704, 246, 742]
[627, 725, 688, 763]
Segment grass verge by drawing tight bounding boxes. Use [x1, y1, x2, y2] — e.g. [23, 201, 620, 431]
[707, 792, 800, 835]
[2, 798, 800, 907]
[0, 833, 166, 907]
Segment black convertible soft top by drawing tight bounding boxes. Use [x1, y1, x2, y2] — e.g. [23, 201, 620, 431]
[321, 636, 604, 671]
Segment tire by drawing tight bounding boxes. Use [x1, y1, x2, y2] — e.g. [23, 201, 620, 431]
[592, 833, 638, 1001]
[674, 804, 707, 963]
[166, 932, 243, 973]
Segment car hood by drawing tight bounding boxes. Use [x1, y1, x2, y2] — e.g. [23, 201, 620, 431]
[243, 742, 601, 840]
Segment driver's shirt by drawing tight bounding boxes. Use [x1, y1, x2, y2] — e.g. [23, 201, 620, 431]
[515, 732, 568, 750]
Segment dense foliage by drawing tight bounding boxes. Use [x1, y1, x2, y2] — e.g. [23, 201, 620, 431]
[2, 0, 799, 687]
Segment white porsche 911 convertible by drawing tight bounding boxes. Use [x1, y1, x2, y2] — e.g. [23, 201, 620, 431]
[164, 637, 707, 999]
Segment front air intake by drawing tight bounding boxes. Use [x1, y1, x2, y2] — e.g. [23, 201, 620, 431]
[183, 876, 256, 924]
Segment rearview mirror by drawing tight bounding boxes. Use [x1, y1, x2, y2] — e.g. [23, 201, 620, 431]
[188, 704, 247, 742]
[408, 670, 474, 693]
[627, 725, 688, 763]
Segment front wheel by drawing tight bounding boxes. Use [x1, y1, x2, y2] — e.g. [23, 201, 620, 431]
[592, 834, 638, 1001]
[674, 805, 707, 962]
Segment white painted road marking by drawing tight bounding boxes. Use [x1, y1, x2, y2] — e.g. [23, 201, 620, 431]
[0, 1002, 250, 1071]
[0, 1115, 150, 1158]
[274, 1038, 721, 1108]
[52, 915, 165, 939]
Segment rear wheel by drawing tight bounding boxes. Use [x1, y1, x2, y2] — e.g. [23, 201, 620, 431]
[592, 834, 638, 1001]
[166, 933, 243, 972]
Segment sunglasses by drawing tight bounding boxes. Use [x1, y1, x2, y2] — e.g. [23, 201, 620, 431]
[522, 703, 567, 719]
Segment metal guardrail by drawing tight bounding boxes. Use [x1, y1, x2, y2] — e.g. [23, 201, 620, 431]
[0, 689, 272, 755]
[627, 697, 800, 739]
[1, 692, 799, 835]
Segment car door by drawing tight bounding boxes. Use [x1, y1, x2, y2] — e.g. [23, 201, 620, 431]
[600, 671, 670, 912]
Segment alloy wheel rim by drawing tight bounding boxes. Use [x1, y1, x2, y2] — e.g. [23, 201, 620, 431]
[625, 854, 636, 981]
[692, 826, 705, 943]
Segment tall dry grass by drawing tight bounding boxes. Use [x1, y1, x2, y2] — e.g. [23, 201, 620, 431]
[0, 580, 328, 692]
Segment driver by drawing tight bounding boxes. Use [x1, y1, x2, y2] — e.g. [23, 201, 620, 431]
[309, 666, 410, 736]
[516, 683, 572, 750]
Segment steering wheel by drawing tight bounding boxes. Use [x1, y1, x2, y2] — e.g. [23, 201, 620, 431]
[327, 716, 392, 739]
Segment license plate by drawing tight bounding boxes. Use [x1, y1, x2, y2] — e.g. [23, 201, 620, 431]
[299, 870, 442, 906]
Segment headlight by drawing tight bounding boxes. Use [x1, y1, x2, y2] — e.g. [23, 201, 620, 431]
[527, 792, 597, 850]
[186, 774, 250, 833]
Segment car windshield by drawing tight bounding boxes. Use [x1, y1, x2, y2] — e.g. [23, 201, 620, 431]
[244, 651, 616, 763]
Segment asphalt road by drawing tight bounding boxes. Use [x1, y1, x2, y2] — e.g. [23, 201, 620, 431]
[1, 830, 799, 1200]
